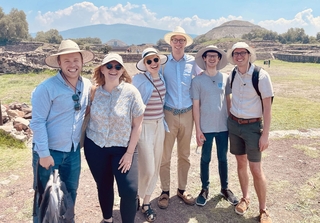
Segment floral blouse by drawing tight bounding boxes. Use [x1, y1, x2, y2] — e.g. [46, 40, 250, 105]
[86, 82, 145, 148]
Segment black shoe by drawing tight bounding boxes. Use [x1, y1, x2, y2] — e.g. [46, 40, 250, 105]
[220, 188, 239, 206]
[196, 189, 208, 206]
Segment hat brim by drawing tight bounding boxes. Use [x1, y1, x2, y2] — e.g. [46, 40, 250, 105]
[136, 54, 168, 72]
[164, 32, 193, 47]
[45, 50, 95, 68]
[226, 47, 256, 65]
[195, 47, 228, 70]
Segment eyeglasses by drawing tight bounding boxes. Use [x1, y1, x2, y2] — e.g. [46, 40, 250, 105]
[105, 63, 122, 70]
[206, 54, 219, 59]
[233, 51, 248, 57]
[171, 38, 186, 44]
[146, 57, 159, 65]
[72, 94, 81, 111]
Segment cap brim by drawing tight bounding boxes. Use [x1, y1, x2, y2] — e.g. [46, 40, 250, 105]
[195, 47, 228, 70]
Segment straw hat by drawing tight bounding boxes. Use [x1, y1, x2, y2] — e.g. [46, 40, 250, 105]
[136, 47, 168, 72]
[226, 42, 256, 65]
[45, 39, 94, 68]
[195, 45, 228, 70]
[164, 26, 193, 47]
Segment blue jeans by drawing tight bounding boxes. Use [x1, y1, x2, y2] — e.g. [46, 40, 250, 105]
[84, 136, 138, 223]
[200, 131, 229, 190]
[32, 144, 81, 203]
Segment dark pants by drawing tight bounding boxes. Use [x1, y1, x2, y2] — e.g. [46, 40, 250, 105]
[200, 131, 229, 190]
[84, 136, 138, 223]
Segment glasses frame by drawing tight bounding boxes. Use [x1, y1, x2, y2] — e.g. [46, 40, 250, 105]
[105, 63, 122, 70]
[171, 38, 186, 44]
[72, 93, 81, 111]
[146, 57, 159, 65]
[233, 51, 249, 57]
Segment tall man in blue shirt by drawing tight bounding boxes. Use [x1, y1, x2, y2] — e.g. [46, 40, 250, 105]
[158, 26, 202, 209]
[30, 39, 94, 221]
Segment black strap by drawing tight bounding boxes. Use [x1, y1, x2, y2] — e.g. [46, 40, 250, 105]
[143, 73, 163, 104]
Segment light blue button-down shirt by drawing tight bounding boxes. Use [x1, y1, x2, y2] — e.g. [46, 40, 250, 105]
[161, 53, 202, 109]
[30, 71, 92, 158]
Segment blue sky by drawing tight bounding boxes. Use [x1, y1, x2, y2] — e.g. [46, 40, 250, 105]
[1, 0, 319, 36]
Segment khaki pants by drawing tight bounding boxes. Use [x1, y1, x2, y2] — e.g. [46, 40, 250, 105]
[137, 118, 165, 198]
[160, 109, 194, 191]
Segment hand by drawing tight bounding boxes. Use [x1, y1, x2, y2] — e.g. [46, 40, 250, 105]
[259, 133, 269, 152]
[118, 152, 133, 173]
[39, 156, 54, 170]
[196, 131, 206, 146]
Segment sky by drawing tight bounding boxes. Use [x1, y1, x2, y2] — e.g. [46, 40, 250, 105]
[1, 0, 320, 36]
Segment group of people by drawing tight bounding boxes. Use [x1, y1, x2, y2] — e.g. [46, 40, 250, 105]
[30, 26, 273, 223]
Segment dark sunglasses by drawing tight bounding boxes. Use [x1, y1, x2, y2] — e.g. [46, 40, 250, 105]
[105, 63, 122, 70]
[146, 57, 159, 65]
[72, 94, 81, 111]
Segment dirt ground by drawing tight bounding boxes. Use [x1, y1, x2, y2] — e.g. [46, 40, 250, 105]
[1, 129, 320, 223]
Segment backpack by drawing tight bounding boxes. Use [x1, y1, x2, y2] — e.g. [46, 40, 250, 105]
[230, 65, 273, 107]
[33, 167, 75, 223]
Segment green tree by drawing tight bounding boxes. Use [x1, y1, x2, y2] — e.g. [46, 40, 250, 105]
[99, 44, 112, 54]
[316, 32, 320, 41]
[0, 8, 28, 44]
[34, 29, 62, 43]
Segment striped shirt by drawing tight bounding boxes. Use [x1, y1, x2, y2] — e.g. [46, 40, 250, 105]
[144, 77, 166, 120]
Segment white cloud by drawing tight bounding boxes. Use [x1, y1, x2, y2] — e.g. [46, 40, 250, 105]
[258, 9, 320, 36]
[31, 2, 319, 36]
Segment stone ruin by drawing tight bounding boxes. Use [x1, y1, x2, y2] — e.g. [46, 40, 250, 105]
[0, 102, 32, 143]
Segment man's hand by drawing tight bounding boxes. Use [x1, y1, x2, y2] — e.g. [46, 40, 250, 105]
[39, 156, 54, 170]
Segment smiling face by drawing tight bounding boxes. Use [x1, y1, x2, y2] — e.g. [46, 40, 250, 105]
[144, 55, 160, 75]
[170, 35, 187, 54]
[58, 52, 83, 80]
[100, 60, 123, 83]
[203, 51, 221, 69]
[232, 48, 250, 68]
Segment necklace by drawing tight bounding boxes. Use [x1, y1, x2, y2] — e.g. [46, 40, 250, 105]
[61, 71, 82, 95]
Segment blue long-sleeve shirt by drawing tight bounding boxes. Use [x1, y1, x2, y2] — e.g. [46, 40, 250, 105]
[30, 71, 91, 158]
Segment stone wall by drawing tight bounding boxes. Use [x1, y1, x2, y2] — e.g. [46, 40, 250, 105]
[273, 53, 320, 63]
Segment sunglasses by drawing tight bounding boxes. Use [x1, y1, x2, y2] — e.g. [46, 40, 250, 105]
[105, 63, 122, 70]
[72, 93, 81, 111]
[146, 57, 159, 65]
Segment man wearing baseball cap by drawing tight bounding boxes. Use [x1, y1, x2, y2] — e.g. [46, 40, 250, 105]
[227, 42, 273, 223]
[30, 39, 94, 221]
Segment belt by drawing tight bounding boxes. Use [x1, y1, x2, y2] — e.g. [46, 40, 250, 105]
[230, 114, 261, 124]
[164, 105, 192, 116]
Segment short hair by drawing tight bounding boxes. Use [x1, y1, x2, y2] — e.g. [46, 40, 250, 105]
[202, 50, 222, 59]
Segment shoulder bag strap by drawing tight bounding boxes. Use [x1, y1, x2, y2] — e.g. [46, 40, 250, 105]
[143, 73, 163, 104]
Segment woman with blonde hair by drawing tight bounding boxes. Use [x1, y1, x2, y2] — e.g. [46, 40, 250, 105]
[84, 53, 145, 223]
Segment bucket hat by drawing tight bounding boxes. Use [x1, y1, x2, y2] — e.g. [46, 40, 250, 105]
[226, 42, 256, 65]
[45, 39, 94, 68]
[100, 53, 127, 71]
[136, 47, 168, 72]
[164, 26, 193, 47]
[195, 45, 228, 70]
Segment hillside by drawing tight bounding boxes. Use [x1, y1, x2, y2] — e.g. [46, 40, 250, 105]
[58, 23, 197, 45]
[195, 20, 267, 41]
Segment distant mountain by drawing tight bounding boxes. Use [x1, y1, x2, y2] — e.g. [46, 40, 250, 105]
[195, 20, 267, 41]
[58, 24, 197, 45]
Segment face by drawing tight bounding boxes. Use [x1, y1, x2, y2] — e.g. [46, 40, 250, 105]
[232, 48, 250, 67]
[144, 55, 160, 74]
[170, 35, 187, 53]
[58, 52, 83, 80]
[100, 60, 123, 83]
[203, 52, 220, 69]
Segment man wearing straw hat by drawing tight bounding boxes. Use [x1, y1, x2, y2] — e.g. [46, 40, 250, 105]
[226, 42, 273, 223]
[191, 45, 239, 207]
[158, 26, 202, 209]
[30, 39, 94, 221]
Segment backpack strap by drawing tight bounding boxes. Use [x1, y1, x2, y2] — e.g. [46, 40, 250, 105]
[252, 66, 262, 100]
[230, 68, 236, 89]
